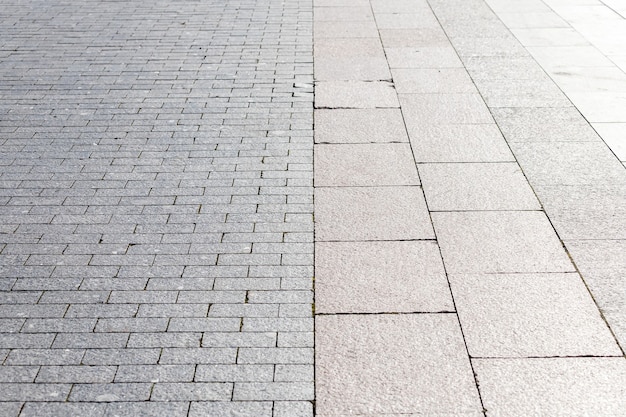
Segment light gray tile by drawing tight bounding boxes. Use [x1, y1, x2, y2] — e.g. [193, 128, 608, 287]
[432, 211, 574, 273]
[386, 47, 463, 68]
[408, 124, 515, 162]
[314, 144, 419, 186]
[314, 21, 379, 39]
[314, 109, 408, 144]
[392, 68, 477, 93]
[316, 314, 482, 416]
[316, 241, 453, 313]
[474, 358, 626, 416]
[313, 6, 374, 22]
[420, 163, 540, 210]
[511, 27, 590, 47]
[450, 273, 621, 357]
[376, 13, 440, 29]
[400, 94, 494, 125]
[316, 81, 399, 108]
[315, 186, 434, 241]
[379, 28, 449, 48]
[592, 123, 626, 160]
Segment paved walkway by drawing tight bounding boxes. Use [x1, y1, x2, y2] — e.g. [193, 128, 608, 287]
[1, 0, 625, 416]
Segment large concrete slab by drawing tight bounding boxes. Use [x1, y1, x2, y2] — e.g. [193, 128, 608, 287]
[314, 144, 419, 187]
[392, 68, 477, 93]
[400, 93, 494, 125]
[314, 109, 408, 144]
[474, 358, 626, 417]
[420, 163, 540, 211]
[386, 47, 464, 68]
[316, 81, 399, 108]
[450, 273, 621, 357]
[316, 241, 453, 313]
[315, 186, 434, 241]
[316, 314, 483, 417]
[432, 211, 574, 273]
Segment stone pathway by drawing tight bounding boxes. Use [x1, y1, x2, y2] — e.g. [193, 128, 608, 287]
[0, 0, 625, 416]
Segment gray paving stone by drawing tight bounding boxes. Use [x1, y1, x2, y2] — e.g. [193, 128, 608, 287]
[316, 314, 482, 416]
[392, 68, 477, 93]
[104, 402, 189, 417]
[315, 186, 435, 241]
[386, 46, 464, 68]
[0, 366, 39, 383]
[69, 383, 152, 402]
[316, 241, 452, 313]
[0, 403, 22, 417]
[450, 273, 621, 357]
[474, 358, 626, 416]
[273, 401, 314, 417]
[0, 383, 71, 401]
[420, 162, 541, 210]
[37, 366, 117, 383]
[314, 6, 373, 21]
[314, 109, 408, 144]
[433, 211, 574, 273]
[233, 382, 314, 401]
[400, 93, 494, 126]
[379, 28, 449, 47]
[314, 144, 419, 186]
[151, 382, 233, 401]
[314, 21, 379, 38]
[20, 403, 107, 417]
[315, 81, 399, 109]
[376, 13, 440, 29]
[115, 365, 195, 383]
[189, 401, 272, 417]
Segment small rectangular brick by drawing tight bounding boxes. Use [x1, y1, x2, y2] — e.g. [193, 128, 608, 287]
[159, 348, 237, 365]
[115, 365, 195, 382]
[36, 365, 116, 383]
[69, 383, 152, 402]
[151, 382, 233, 401]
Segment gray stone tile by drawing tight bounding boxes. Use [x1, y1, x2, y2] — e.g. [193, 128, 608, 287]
[510, 142, 626, 185]
[316, 241, 453, 313]
[314, 109, 408, 144]
[314, 144, 419, 186]
[511, 27, 590, 47]
[420, 163, 540, 211]
[379, 28, 449, 48]
[386, 47, 464, 68]
[498, 11, 569, 28]
[20, 403, 107, 417]
[189, 402, 272, 417]
[474, 358, 626, 416]
[432, 211, 574, 273]
[314, 38, 390, 81]
[315, 314, 482, 416]
[568, 90, 626, 123]
[315, 186, 434, 241]
[463, 56, 547, 80]
[314, 21, 379, 39]
[450, 273, 621, 357]
[408, 124, 515, 162]
[376, 13, 440, 29]
[392, 68, 477, 93]
[453, 36, 529, 57]
[592, 123, 626, 160]
[476, 78, 571, 107]
[400, 94, 494, 125]
[314, 6, 374, 21]
[316, 81, 399, 109]
[104, 402, 189, 417]
[527, 46, 616, 70]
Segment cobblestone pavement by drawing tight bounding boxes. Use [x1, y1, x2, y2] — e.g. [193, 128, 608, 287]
[0, 0, 313, 416]
[2, 0, 626, 416]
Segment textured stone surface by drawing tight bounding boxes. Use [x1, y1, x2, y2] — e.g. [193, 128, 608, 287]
[420, 163, 540, 211]
[433, 211, 574, 273]
[450, 273, 621, 357]
[316, 314, 483, 417]
[475, 358, 626, 417]
[315, 186, 434, 241]
[400, 93, 494, 125]
[316, 81, 400, 108]
[314, 109, 408, 144]
[314, 144, 419, 186]
[316, 241, 453, 313]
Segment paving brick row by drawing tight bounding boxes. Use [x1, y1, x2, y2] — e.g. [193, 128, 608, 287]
[0, 0, 314, 414]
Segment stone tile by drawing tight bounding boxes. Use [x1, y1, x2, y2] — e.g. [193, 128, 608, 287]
[315, 81, 399, 109]
[527, 46, 616, 70]
[313, 7, 374, 22]
[567, 92, 626, 123]
[476, 78, 571, 107]
[379, 28, 449, 48]
[450, 273, 621, 357]
[400, 94, 494, 126]
[592, 123, 626, 160]
[420, 163, 540, 211]
[314, 38, 386, 58]
[549, 66, 626, 94]
[314, 109, 408, 144]
[316, 314, 482, 417]
[463, 56, 548, 80]
[536, 184, 626, 240]
[565, 240, 626, 345]
[432, 211, 574, 273]
[376, 13, 440, 29]
[314, 21, 379, 39]
[510, 142, 626, 185]
[392, 68, 477, 93]
[315, 241, 453, 313]
[453, 36, 529, 57]
[371, 0, 430, 14]
[474, 358, 626, 416]
[314, 57, 391, 81]
[314, 144, 419, 186]
[408, 124, 515, 162]
[498, 11, 569, 28]
[511, 28, 590, 47]
[315, 186, 434, 241]
[386, 47, 464, 68]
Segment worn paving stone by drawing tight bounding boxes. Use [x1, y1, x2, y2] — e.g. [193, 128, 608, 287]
[315, 186, 434, 241]
[392, 68, 477, 93]
[316, 314, 483, 416]
[420, 162, 540, 211]
[314, 109, 408, 144]
[386, 46, 464, 68]
[379, 28, 450, 48]
[450, 273, 621, 357]
[400, 93, 494, 125]
[314, 143, 419, 186]
[474, 358, 626, 417]
[315, 81, 399, 108]
[433, 211, 574, 274]
[316, 241, 453, 313]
